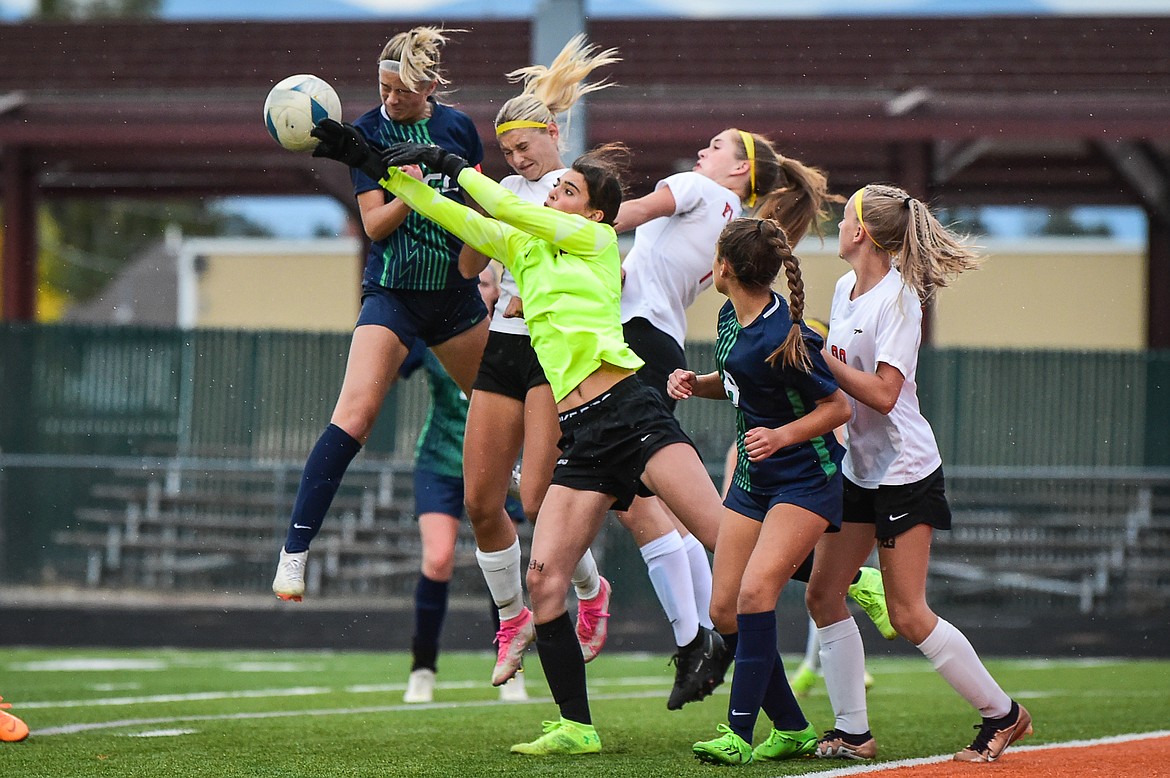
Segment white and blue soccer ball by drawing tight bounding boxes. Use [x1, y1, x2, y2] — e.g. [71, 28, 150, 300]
[263, 74, 342, 152]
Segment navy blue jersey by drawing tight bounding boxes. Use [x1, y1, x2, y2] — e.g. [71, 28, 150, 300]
[715, 293, 845, 496]
[351, 99, 484, 291]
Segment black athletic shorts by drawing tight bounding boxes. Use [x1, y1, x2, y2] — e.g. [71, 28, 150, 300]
[471, 330, 549, 402]
[623, 317, 686, 410]
[551, 375, 696, 511]
[842, 466, 952, 541]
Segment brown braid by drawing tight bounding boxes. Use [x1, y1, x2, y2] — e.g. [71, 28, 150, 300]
[766, 236, 813, 373]
[716, 217, 813, 373]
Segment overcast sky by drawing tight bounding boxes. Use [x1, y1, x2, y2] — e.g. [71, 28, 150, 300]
[3, 0, 1169, 19]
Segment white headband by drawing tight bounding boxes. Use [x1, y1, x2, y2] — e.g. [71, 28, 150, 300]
[378, 59, 437, 85]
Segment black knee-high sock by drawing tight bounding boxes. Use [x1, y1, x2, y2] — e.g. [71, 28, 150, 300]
[411, 575, 448, 671]
[535, 612, 590, 725]
[284, 424, 362, 552]
[721, 630, 739, 655]
[727, 611, 776, 741]
[760, 650, 809, 732]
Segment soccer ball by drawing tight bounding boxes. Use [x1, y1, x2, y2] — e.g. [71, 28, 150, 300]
[263, 74, 342, 152]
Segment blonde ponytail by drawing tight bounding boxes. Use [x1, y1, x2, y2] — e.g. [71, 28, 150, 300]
[495, 34, 620, 141]
[379, 26, 462, 91]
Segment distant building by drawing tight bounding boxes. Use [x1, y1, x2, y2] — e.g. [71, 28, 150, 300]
[65, 233, 362, 332]
[684, 236, 1148, 351]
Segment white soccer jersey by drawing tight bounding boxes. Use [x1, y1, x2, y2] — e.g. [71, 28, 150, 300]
[827, 267, 942, 488]
[491, 169, 569, 335]
[620, 171, 741, 347]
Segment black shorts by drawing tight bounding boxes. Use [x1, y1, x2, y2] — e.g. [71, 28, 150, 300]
[356, 284, 486, 348]
[842, 466, 952, 541]
[623, 317, 686, 410]
[551, 375, 696, 511]
[471, 330, 549, 402]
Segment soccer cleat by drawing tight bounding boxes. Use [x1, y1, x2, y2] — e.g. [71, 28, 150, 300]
[790, 663, 820, 698]
[510, 717, 601, 755]
[577, 576, 612, 663]
[692, 724, 753, 765]
[492, 607, 535, 686]
[499, 672, 528, 702]
[848, 566, 897, 640]
[753, 723, 818, 761]
[953, 701, 1032, 762]
[667, 627, 727, 710]
[815, 729, 878, 759]
[272, 548, 308, 602]
[0, 696, 29, 743]
[403, 668, 435, 704]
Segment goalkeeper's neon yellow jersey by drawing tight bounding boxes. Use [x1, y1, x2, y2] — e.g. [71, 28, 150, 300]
[380, 166, 643, 402]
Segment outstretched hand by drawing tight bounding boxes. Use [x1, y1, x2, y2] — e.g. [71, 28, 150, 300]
[309, 119, 386, 181]
[382, 141, 468, 180]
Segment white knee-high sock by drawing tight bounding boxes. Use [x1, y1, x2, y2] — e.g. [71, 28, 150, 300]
[640, 530, 700, 646]
[681, 532, 714, 630]
[819, 617, 869, 734]
[917, 617, 1012, 719]
[802, 615, 821, 670]
[476, 538, 524, 621]
[571, 548, 601, 601]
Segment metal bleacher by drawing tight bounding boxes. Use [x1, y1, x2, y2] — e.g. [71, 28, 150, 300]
[935, 469, 1170, 614]
[3, 325, 1170, 616]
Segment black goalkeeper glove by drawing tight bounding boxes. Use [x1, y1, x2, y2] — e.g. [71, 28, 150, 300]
[381, 141, 468, 180]
[309, 119, 387, 181]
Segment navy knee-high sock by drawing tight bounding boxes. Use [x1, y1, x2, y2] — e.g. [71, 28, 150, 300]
[283, 424, 362, 553]
[760, 649, 809, 732]
[411, 575, 449, 671]
[535, 612, 590, 725]
[727, 611, 779, 742]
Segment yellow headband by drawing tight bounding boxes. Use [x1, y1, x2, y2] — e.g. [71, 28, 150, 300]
[853, 188, 889, 252]
[737, 130, 757, 207]
[495, 119, 548, 137]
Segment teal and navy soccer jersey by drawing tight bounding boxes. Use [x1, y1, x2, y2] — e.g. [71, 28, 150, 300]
[409, 349, 468, 480]
[351, 99, 484, 291]
[715, 293, 845, 496]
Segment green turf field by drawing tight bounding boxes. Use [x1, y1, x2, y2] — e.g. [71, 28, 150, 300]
[2, 647, 1167, 777]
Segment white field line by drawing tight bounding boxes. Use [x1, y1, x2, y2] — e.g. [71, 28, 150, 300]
[31, 689, 667, 736]
[124, 729, 198, 738]
[782, 730, 1170, 778]
[22, 675, 674, 710]
[19, 687, 330, 709]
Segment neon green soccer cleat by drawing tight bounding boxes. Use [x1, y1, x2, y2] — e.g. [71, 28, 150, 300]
[848, 566, 898, 640]
[693, 724, 753, 766]
[510, 717, 601, 755]
[753, 722, 818, 761]
[790, 663, 819, 698]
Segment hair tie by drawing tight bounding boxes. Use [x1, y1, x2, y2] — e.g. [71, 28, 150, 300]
[903, 196, 913, 209]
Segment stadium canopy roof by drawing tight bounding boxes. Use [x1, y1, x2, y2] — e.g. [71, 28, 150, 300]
[1, 16, 1168, 343]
